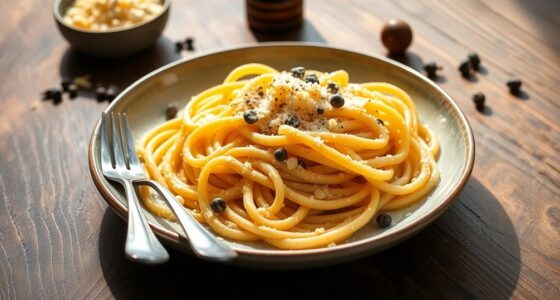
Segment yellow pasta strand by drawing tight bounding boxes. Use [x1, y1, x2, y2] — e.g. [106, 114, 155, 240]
[137, 64, 440, 250]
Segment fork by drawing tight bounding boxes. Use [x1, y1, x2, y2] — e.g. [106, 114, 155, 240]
[101, 112, 169, 264]
[101, 112, 237, 262]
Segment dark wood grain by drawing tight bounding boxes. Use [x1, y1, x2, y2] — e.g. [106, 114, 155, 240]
[1, 0, 559, 299]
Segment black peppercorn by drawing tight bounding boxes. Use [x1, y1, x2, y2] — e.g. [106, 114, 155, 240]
[210, 197, 227, 213]
[185, 37, 194, 45]
[468, 53, 481, 70]
[52, 89, 62, 104]
[316, 107, 325, 115]
[507, 80, 522, 95]
[61, 79, 73, 92]
[243, 110, 259, 124]
[175, 41, 184, 52]
[284, 115, 300, 128]
[166, 104, 178, 120]
[274, 148, 288, 162]
[377, 119, 385, 126]
[290, 67, 305, 79]
[96, 86, 107, 102]
[42, 89, 55, 100]
[376, 213, 392, 228]
[330, 94, 345, 108]
[423, 62, 441, 78]
[327, 82, 339, 94]
[68, 84, 78, 99]
[305, 73, 319, 84]
[473, 92, 485, 111]
[458, 61, 471, 79]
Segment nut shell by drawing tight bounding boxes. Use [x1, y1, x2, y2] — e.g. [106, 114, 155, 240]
[381, 19, 413, 53]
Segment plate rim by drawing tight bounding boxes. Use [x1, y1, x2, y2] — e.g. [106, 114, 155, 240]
[88, 42, 475, 259]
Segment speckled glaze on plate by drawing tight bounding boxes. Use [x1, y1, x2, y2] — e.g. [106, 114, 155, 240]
[88, 43, 475, 269]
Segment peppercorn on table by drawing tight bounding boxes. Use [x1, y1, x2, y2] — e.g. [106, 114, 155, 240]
[0, 0, 559, 298]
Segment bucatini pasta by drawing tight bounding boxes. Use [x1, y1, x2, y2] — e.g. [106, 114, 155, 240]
[137, 63, 440, 249]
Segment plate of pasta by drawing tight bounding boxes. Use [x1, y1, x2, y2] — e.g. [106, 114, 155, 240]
[89, 43, 474, 268]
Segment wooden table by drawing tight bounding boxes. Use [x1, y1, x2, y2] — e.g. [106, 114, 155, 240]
[1, 0, 558, 298]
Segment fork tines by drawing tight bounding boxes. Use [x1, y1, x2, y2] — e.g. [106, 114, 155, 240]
[100, 112, 142, 173]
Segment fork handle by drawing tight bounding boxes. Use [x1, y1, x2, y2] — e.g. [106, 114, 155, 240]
[136, 179, 238, 261]
[123, 180, 170, 264]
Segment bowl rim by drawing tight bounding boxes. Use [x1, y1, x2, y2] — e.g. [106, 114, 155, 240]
[88, 42, 476, 258]
[53, 0, 170, 34]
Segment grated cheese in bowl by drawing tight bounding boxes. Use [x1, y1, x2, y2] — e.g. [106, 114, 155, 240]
[63, 0, 164, 31]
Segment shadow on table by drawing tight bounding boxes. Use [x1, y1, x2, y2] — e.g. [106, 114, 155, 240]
[251, 20, 326, 43]
[98, 177, 520, 299]
[387, 52, 424, 72]
[512, 0, 560, 56]
[386, 51, 448, 84]
[58, 37, 182, 100]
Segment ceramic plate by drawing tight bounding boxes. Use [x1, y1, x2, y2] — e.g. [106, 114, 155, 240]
[88, 43, 475, 268]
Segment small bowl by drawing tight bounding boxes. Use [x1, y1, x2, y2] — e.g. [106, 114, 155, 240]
[53, 0, 170, 58]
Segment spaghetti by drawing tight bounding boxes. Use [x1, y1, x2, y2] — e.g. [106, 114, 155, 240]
[137, 63, 440, 250]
